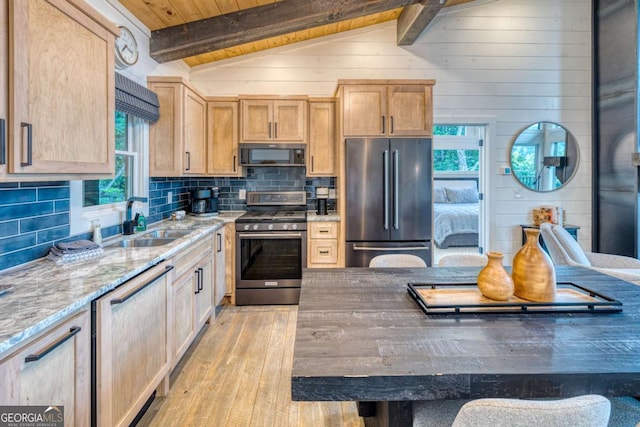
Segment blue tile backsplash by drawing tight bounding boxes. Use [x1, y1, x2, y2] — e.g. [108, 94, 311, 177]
[0, 168, 335, 271]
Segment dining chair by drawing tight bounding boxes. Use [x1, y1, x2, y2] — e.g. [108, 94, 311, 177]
[413, 394, 611, 427]
[438, 254, 487, 267]
[368, 254, 427, 268]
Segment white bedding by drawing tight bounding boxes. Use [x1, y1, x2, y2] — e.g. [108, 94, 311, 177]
[433, 202, 479, 248]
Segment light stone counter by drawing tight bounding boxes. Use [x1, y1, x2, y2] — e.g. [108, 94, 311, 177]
[0, 215, 242, 357]
[307, 211, 341, 222]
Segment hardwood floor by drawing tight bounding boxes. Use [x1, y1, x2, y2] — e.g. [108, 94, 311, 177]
[138, 305, 364, 427]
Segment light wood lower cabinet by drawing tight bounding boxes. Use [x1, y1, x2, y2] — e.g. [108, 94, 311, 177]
[214, 226, 227, 306]
[0, 309, 90, 427]
[94, 261, 172, 427]
[171, 266, 196, 366]
[224, 223, 236, 303]
[170, 234, 214, 366]
[307, 221, 340, 267]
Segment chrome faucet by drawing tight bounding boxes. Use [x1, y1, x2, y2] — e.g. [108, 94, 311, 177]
[123, 197, 148, 234]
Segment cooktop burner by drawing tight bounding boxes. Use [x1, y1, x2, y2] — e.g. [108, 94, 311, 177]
[237, 191, 308, 224]
[237, 210, 306, 222]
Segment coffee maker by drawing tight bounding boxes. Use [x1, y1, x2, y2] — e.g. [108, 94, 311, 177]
[316, 187, 329, 215]
[189, 187, 219, 216]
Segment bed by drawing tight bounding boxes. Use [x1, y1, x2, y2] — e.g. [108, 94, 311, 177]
[433, 179, 479, 249]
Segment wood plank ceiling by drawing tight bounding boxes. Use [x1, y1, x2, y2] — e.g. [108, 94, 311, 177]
[119, 0, 475, 67]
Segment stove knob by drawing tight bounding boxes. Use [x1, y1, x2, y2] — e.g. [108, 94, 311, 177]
[292, 224, 298, 230]
[243, 225, 250, 231]
[253, 224, 259, 231]
[268, 224, 274, 230]
[282, 224, 289, 230]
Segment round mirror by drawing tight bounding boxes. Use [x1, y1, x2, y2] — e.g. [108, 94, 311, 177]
[509, 122, 579, 192]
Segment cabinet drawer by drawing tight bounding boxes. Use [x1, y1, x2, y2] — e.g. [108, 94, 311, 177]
[173, 235, 213, 278]
[309, 240, 338, 264]
[309, 222, 338, 239]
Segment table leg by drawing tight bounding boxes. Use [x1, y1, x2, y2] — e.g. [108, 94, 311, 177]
[359, 401, 413, 427]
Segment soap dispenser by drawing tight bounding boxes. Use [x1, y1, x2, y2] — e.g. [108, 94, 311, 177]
[136, 213, 147, 232]
[92, 220, 102, 245]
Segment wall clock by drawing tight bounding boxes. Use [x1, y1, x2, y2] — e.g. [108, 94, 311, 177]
[114, 26, 139, 69]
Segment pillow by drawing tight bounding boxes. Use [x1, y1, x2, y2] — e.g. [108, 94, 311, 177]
[445, 187, 479, 203]
[434, 187, 447, 203]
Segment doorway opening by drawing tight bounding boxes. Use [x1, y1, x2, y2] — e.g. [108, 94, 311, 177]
[432, 124, 487, 265]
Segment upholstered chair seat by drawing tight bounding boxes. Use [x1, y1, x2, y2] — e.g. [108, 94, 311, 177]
[413, 395, 612, 427]
[368, 254, 427, 268]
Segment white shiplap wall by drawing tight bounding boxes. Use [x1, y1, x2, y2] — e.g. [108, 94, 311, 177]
[197, 0, 591, 264]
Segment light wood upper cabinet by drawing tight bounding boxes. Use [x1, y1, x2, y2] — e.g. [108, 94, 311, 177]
[340, 81, 434, 137]
[148, 77, 207, 176]
[341, 85, 387, 137]
[207, 100, 241, 176]
[388, 85, 433, 136]
[3, 0, 118, 178]
[307, 100, 335, 176]
[183, 88, 207, 174]
[0, 309, 90, 427]
[240, 98, 307, 142]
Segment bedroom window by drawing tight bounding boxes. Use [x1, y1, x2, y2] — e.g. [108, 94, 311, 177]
[433, 126, 479, 173]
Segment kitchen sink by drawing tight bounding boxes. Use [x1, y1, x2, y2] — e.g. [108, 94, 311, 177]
[139, 229, 195, 239]
[106, 238, 177, 248]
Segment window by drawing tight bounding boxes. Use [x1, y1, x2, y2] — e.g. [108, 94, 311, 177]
[70, 110, 148, 235]
[433, 126, 480, 174]
[84, 111, 135, 206]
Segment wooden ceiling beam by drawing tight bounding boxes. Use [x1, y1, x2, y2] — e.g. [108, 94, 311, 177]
[397, 0, 444, 45]
[150, 0, 422, 63]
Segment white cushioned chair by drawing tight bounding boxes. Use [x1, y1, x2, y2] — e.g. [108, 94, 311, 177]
[369, 254, 427, 268]
[413, 394, 611, 427]
[438, 254, 487, 267]
[539, 222, 640, 282]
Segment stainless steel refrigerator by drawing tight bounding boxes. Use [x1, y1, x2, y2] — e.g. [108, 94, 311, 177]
[594, 0, 640, 257]
[345, 138, 432, 267]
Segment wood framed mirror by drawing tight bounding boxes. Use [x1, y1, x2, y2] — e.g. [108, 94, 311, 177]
[509, 122, 579, 192]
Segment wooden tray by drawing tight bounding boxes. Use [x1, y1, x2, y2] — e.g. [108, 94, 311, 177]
[407, 282, 622, 315]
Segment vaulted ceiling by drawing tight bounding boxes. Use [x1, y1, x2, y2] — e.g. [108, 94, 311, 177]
[119, 0, 476, 67]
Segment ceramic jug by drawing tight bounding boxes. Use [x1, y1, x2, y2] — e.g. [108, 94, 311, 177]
[512, 228, 556, 302]
[477, 251, 514, 301]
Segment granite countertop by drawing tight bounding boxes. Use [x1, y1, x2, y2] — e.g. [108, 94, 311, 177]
[0, 214, 243, 358]
[307, 211, 340, 222]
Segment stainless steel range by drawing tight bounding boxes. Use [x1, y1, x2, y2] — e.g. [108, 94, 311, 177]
[235, 191, 307, 305]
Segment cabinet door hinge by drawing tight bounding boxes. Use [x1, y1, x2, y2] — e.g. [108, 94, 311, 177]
[478, 246, 484, 254]
[479, 192, 484, 201]
[478, 139, 484, 147]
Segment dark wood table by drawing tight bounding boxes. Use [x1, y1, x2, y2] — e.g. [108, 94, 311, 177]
[291, 266, 640, 427]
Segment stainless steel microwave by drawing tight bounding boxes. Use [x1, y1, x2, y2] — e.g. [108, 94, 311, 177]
[239, 143, 305, 166]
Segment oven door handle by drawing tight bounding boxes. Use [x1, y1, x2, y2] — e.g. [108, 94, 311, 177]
[237, 232, 303, 238]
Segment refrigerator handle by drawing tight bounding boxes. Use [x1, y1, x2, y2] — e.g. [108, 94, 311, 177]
[383, 150, 390, 230]
[393, 149, 399, 229]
